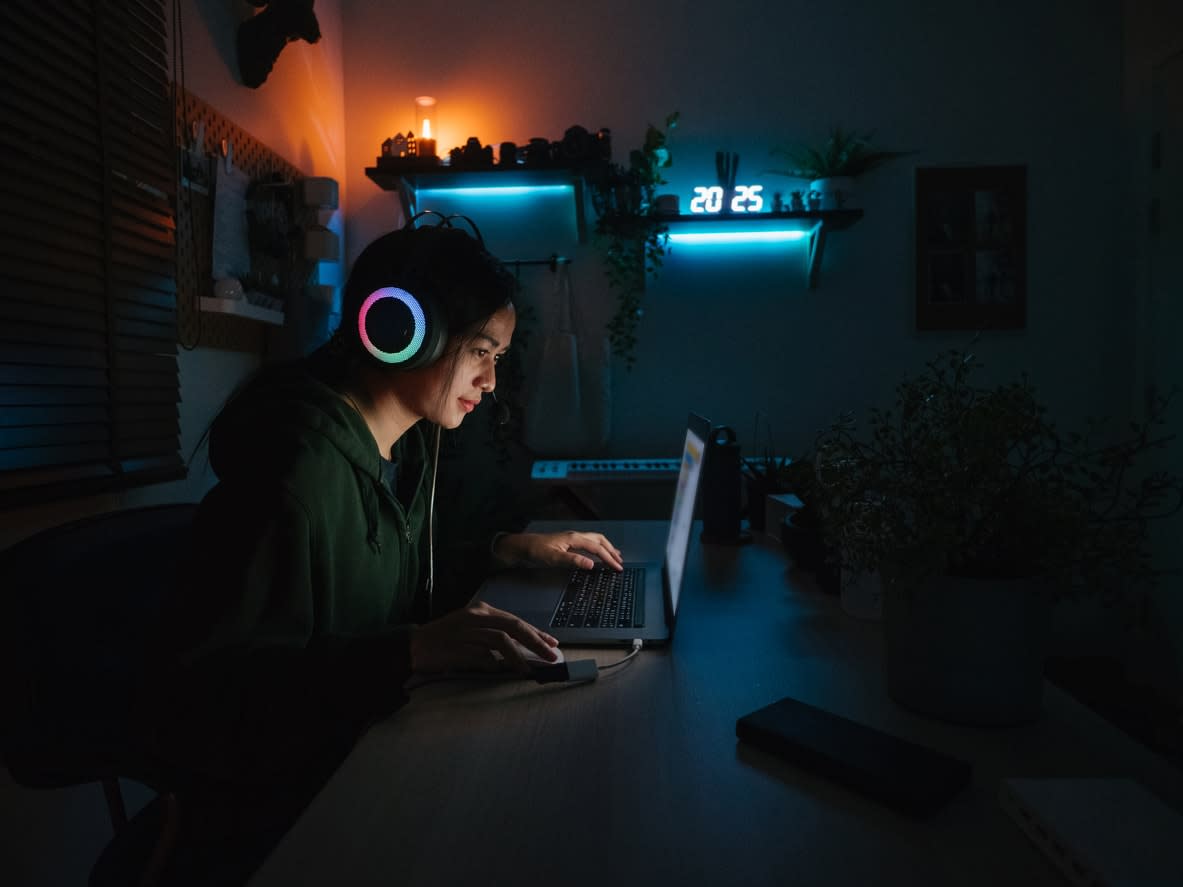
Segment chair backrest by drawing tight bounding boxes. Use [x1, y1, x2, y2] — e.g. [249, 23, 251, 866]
[0, 503, 198, 790]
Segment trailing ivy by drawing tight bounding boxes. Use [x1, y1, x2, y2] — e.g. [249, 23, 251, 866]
[588, 112, 679, 370]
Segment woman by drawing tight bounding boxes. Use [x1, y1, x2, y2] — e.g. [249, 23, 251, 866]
[144, 222, 620, 881]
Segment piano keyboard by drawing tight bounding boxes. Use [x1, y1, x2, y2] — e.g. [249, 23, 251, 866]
[531, 459, 681, 483]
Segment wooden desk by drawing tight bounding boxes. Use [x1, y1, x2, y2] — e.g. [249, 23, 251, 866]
[250, 523, 1183, 886]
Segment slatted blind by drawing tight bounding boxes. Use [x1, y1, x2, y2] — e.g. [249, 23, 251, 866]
[0, 0, 182, 506]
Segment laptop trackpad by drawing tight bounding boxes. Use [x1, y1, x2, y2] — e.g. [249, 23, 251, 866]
[481, 569, 569, 622]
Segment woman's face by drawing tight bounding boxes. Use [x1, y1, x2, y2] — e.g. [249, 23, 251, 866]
[405, 304, 516, 429]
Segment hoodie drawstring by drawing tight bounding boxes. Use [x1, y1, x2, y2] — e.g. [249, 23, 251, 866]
[355, 466, 382, 553]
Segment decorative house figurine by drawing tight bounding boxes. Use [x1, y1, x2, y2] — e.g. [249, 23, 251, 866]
[385, 134, 407, 157]
[406, 131, 417, 157]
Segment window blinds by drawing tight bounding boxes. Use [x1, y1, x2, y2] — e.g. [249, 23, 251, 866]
[0, 0, 182, 506]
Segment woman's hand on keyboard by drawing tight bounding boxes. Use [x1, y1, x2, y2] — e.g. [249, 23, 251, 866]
[493, 531, 624, 572]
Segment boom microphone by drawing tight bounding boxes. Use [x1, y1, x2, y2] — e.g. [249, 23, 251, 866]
[489, 392, 511, 426]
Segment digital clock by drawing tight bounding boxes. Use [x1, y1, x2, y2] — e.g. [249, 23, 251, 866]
[689, 184, 765, 214]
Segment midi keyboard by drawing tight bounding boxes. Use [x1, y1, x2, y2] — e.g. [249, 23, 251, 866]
[530, 458, 681, 484]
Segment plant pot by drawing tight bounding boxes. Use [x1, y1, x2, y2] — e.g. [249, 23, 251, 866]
[884, 573, 1052, 726]
[809, 176, 856, 210]
[779, 517, 817, 565]
[840, 568, 882, 621]
[779, 513, 839, 593]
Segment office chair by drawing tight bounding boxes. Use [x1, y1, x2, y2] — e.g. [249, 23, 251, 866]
[0, 502, 199, 887]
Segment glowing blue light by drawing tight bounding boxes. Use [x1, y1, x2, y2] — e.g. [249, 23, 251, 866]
[417, 185, 573, 198]
[667, 230, 810, 245]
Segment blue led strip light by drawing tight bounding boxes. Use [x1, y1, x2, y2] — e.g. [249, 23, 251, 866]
[666, 230, 810, 245]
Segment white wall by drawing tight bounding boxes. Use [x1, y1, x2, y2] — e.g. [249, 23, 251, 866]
[342, 0, 1130, 461]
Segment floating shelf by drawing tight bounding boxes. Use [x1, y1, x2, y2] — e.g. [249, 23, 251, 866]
[662, 209, 864, 288]
[364, 165, 864, 286]
[663, 209, 863, 230]
[199, 296, 284, 326]
[364, 165, 588, 241]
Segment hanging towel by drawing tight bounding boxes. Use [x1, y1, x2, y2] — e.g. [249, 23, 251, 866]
[523, 262, 584, 456]
[581, 306, 612, 450]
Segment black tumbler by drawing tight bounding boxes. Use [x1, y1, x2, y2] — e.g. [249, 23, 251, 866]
[700, 425, 746, 544]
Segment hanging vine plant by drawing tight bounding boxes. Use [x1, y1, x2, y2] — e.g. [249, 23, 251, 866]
[588, 112, 679, 370]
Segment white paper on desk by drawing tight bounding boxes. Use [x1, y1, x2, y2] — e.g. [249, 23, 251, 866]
[211, 160, 251, 280]
[999, 777, 1183, 886]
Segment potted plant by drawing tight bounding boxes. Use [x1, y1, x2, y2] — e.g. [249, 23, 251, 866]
[588, 112, 679, 369]
[813, 348, 1182, 725]
[769, 125, 910, 209]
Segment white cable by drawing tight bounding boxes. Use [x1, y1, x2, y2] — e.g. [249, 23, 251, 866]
[598, 638, 643, 671]
[427, 423, 440, 618]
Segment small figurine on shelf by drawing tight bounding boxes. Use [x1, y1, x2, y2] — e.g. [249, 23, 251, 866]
[382, 133, 411, 158]
[789, 190, 805, 212]
[806, 190, 822, 211]
[524, 137, 552, 168]
[772, 191, 784, 213]
[450, 137, 494, 169]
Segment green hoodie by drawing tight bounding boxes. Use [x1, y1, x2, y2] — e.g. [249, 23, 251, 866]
[150, 361, 435, 785]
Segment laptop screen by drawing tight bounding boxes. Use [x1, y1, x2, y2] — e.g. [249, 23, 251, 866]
[664, 414, 709, 615]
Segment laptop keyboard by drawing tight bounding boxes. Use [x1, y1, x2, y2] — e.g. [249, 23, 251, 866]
[550, 567, 646, 629]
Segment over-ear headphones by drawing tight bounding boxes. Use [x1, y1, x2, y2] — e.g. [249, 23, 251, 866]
[354, 212, 488, 370]
[356, 284, 446, 368]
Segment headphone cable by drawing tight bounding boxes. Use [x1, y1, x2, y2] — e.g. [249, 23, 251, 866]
[426, 422, 440, 618]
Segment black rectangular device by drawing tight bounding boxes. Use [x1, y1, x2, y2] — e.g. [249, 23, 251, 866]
[736, 695, 973, 817]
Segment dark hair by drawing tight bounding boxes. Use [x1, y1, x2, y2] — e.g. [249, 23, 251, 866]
[353, 224, 512, 343]
[311, 224, 515, 387]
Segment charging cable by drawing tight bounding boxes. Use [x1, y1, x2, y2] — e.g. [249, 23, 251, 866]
[598, 638, 643, 672]
[526, 639, 640, 684]
[408, 638, 643, 689]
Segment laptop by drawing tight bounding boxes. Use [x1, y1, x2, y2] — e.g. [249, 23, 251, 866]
[479, 412, 711, 646]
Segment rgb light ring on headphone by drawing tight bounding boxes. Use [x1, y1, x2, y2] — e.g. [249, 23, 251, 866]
[358, 286, 427, 364]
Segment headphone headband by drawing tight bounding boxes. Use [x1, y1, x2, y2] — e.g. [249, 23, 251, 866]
[351, 216, 491, 370]
[408, 210, 486, 246]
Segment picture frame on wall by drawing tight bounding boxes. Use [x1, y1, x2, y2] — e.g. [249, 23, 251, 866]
[915, 165, 1027, 330]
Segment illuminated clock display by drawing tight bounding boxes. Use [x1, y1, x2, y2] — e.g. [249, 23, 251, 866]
[689, 184, 765, 214]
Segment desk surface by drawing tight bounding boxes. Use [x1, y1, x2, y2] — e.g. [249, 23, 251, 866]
[251, 522, 1183, 886]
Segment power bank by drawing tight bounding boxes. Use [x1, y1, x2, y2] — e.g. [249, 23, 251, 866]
[736, 694, 972, 817]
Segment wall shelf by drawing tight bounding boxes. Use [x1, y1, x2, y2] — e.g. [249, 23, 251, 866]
[364, 165, 588, 241]
[662, 209, 864, 288]
[364, 164, 864, 287]
[199, 296, 285, 326]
